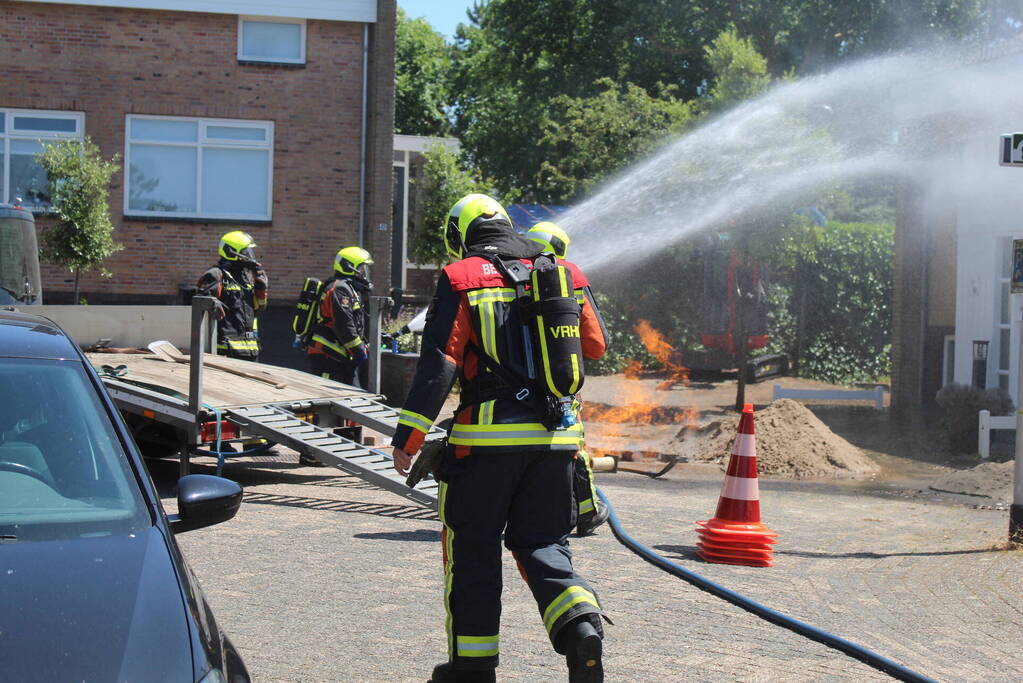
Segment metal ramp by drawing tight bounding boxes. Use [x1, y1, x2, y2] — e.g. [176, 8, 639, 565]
[327, 394, 448, 443]
[226, 403, 439, 509]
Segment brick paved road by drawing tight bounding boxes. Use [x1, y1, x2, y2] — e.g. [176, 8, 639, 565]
[159, 454, 1021, 682]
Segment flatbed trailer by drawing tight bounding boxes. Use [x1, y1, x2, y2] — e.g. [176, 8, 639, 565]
[67, 297, 442, 509]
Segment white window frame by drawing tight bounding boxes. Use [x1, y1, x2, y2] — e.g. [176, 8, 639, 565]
[237, 16, 307, 65]
[942, 334, 955, 387]
[124, 114, 274, 221]
[0, 108, 84, 207]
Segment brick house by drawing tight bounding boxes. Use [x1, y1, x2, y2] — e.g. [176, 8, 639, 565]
[0, 0, 396, 324]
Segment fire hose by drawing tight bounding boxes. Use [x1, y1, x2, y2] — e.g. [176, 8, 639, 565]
[595, 489, 936, 683]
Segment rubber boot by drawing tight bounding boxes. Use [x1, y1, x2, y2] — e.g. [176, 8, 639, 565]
[575, 502, 610, 536]
[558, 616, 603, 683]
[427, 662, 496, 683]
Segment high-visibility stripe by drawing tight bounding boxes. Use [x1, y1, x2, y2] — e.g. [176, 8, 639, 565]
[456, 635, 499, 658]
[448, 422, 582, 447]
[479, 400, 495, 425]
[732, 433, 756, 458]
[574, 288, 585, 304]
[478, 301, 499, 362]
[467, 287, 516, 306]
[578, 497, 595, 515]
[535, 313, 564, 398]
[343, 337, 364, 349]
[543, 585, 599, 634]
[568, 351, 580, 395]
[558, 265, 569, 298]
[311, 334, 347, 356]
[721, 474, 760, 501]
[398, 408, 432, 434]
[439, 481, 455, 658]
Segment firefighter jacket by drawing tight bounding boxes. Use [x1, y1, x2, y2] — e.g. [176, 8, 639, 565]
[392, 255, 608, 457]
[306, 276, 368, 362]
[196, 259, 268, 357]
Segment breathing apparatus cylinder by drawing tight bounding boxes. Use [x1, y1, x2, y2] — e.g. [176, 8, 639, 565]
[529, 256, 584, 429]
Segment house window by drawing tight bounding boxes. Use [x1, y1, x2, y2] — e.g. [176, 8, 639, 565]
[0, 109, 84, 209]
[124, 115, 273, 221]
[238, 17, 306, 64]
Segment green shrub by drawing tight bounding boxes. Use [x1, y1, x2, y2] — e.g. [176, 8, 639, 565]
[935, 383, 1014, 453]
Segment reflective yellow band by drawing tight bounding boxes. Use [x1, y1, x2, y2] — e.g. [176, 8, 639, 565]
[578, 498, 595, 515]
[223, 283, 243, 291]
[479, 301, 499, 362]
[479, 400, 495, 425]
[467, 287, 517, 306]
[543, 586, 599, 634]
[448, 422, 582, 447]
[398, 408, 432, 434]
[575, 288, 585, 304]
[343, 337, 364, 349]
[440, 481, 455, 659]
[311, 334, 347, 356]
[456, 635, 499, 658]
[218, 339, 259, 351]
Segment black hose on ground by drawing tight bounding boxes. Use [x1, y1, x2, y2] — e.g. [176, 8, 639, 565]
[595, 488, 936, 683]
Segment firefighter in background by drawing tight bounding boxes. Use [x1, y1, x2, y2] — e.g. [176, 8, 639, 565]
[392, 195, 610, 683]
[306, 246, 373, 388]
[527, 221, 610, 537]
[197, 231, 268, 361]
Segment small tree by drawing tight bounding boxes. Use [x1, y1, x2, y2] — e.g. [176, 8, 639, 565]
[36, 137, 122, 303]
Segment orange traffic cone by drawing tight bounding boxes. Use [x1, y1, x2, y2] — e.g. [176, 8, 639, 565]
[695, 403, 778, 567]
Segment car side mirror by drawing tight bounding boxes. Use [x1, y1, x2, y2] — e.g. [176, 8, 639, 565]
[168, 474, 242, 534]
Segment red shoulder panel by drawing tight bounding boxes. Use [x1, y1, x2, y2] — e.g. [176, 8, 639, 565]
[443, 256, 509, 292]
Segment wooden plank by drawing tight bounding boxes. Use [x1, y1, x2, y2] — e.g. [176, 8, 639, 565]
[87, 352, 375, 409]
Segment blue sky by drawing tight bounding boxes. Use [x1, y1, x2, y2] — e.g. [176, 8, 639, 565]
[398, 1, 475, 40]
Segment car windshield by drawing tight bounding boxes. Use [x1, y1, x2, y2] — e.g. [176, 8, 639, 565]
[0, 358, 150, 541]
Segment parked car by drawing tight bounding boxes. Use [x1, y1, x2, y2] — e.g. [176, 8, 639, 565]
[0, 309, 249, 682]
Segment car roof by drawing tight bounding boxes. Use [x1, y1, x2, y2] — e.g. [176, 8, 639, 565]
[0, 308, 82, 360]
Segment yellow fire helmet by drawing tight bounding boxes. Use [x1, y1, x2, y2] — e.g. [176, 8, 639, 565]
[526, 221, 570, 259]
[219, 231, 257, 261]
[334, 246, 374, 277]
[444, 193, 511, 260]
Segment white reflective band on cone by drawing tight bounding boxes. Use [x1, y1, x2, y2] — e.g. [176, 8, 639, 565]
[732, 433, 757, 458]
[721, 474, 760, 501]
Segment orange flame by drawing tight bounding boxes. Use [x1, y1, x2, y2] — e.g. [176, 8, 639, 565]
[633, 320, 690, 390]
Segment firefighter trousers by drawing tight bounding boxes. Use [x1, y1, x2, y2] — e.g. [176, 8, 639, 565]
[437, 448, 603, 671]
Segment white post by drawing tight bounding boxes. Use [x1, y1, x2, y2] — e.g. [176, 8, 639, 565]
[874, 385, 884, 411]
[979, 410, 991, 460]
[1012, 294, 1023, 545]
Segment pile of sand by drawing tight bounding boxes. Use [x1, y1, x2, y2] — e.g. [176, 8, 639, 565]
[930, 461, 1014, 502]
[675, 399, 880, 479]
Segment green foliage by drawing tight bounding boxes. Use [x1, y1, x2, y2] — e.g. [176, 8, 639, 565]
[935, 383, 1014, 453]
[409, 144, 475, 266]
[768, 221, 894, 384]
[409, 144, 511, 267]
[395, 7, 453, 136]
[36, 137, 122, 293]
[703, 29, 772, 111]
[535, 79, 694, 202]
[451, 0, 730, 197]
